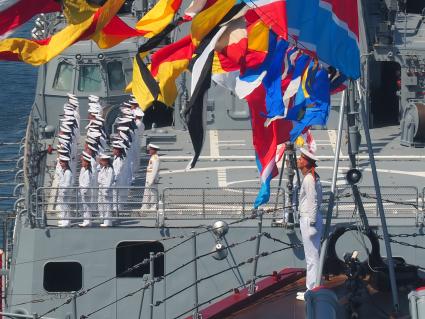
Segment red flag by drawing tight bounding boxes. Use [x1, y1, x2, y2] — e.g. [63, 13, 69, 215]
[0, 0, 60, 38]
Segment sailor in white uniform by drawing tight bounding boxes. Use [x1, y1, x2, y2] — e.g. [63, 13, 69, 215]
[142, 144, 160, 211]
[296, 148, 323, 301]
[57, 155, 73, 227]
[78, 153, 94, 227]
[133, 108, 145, 180]
[98, 154, 115, 227]
[112, 142, 127, 212]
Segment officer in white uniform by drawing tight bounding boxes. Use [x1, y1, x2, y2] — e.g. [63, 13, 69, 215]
[112, 142, 127, 212]
[57, 155, 73, 227]
[296, 148, 323, 301]
[142, 144, 160, 211]
[98, 154, 115, 227]
[78, 153, 94, 227]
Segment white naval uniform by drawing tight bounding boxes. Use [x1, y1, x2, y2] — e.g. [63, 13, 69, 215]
[133, 119, 145, 180]
[79, 167, 94, 224]
[299, 173, 323, 290]
[142, 153, 160, 210]
[112, 155, 127, 211]
[57, 168, 73, 226]
[98, 166, 114, 226]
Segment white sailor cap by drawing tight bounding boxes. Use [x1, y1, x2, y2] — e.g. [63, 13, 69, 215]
[82, 154, 92, 162]
[58, 133, 71, 140]
[60, 126, 72, 133]
[112, 141, 125, 149]
[67, 93, 77, 99]
[128, 98, 138, 105]
[117, 126, 130, 131]
[87, 143, 98, 152]
[148, 143, 160, 150]
[85, 137, 97, 144]
[57, 149, 69, 155]
[87, 131, 101, 138]
[88, 95, 100, 102]
[63, 115, 76, 120]
[120, 108, 133, 116]
[122, 102, 131, 108]
[82, 150, 92, 158]
[67, 100, 79, 108]
[117, 117, 132, 124]
[299, 148, 318, 166]
[94, 114, 105, 121]
[64, 109, 75, 116]
[90, 120, 103, 126]
[134, 108, 144, 117]
[99, 153, 110, 160]
[59, 155, 71, 162]
[119, 131, 129, 140]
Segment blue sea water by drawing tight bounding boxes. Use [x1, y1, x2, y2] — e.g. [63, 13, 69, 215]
[0, 22, 37, 238]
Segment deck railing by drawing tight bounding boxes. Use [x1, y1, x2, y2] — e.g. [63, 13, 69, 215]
[31, 185, 424, 226]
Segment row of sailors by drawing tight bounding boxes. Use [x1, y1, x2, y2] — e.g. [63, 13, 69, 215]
[57, 98, 146, 227]
[55, 93, 81, 182]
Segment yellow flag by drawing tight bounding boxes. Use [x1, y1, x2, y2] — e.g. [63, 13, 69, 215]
[0, 0, 125, 65]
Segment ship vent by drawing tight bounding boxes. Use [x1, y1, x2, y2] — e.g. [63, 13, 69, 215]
[43, 262, 82, 292]
[116, 241, 164, 278]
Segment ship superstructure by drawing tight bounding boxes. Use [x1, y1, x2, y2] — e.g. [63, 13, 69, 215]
[0, 0, 424, 319]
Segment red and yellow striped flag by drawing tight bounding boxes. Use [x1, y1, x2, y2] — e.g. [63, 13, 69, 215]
[0, 0, 125, 65]
[132, 35, 195, 111]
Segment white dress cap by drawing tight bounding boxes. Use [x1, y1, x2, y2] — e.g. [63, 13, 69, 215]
[59, 155, 71, 161]
[299, 148, 318, 162]
[148, 143, 160, 150]
[134, 108, 144, 117]
[99, 153, 111, 160]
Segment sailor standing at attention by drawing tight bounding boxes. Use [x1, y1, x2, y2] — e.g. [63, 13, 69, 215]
[141, 144, 160, 211]
[98, 154, 115, 227]
[112, 142, 127, 212]
[57, 155, 73, 227]
[296, 148, 323, 301]
[78, 153, 94, 227]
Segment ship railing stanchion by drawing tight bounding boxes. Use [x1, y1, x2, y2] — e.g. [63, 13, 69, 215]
[137, 277, 149, 319]
[356, 79, 400, 312]
[202, 189, 206, 218]
[149, 252, 155, 319]
[242, 188, 246, 217]
[75, 187, 79, 221]
[248, 211, 263, 295]
[192, 231, 200, 319]
[274, 153, 286, 220]
[72, 291, 77, 319]
[316, 89, 346, 287]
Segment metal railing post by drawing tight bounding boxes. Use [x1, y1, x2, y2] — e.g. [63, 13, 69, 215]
[149, 252, 155, 319]
[192, 232, 199, 319]
[242, 188, 246, 216]
[137, 277, 148, 319]
[248, 212, 263, 295]
[316, 89, 346, 287]
[357, 80, 399, 312]
[72, 291, 78, 319]
[75, 187, 79, 220]
[202, 189, 205, 218]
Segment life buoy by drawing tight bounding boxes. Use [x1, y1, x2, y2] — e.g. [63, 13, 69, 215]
[323, 225, 384, 276]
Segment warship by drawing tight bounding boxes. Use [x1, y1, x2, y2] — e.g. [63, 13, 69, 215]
[0, 0, 424, 318]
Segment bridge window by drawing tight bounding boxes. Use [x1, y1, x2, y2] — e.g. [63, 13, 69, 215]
[116, 241, 164, 278]
[402, 0, 424, 14]
[43, 262, 82, 292]
[78, 64, 102, 92]
[53, 62, 73, 91]
[107, 61, 126, 91]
